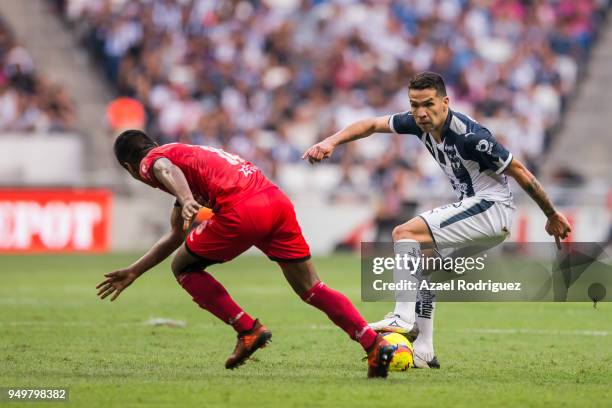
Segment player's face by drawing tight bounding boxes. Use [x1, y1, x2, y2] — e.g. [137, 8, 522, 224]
[408, 88, 449, 132]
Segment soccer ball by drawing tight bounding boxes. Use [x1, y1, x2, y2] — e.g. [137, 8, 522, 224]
[381, 332, 414, 371]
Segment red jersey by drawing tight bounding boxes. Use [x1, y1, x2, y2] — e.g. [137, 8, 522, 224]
[139, 144, 275, 211]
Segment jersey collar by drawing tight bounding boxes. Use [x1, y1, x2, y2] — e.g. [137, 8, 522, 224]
[439, 109, 454, 142]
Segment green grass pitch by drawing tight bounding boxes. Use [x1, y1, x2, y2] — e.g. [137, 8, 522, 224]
[1, 254, 611, 407]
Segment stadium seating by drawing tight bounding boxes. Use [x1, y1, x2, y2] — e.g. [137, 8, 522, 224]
[53, 0, 608, 195]
[0, 16, 74, 133]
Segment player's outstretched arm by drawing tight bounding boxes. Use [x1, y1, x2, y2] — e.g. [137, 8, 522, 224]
[96, 206, 185, 301]
[505, 159, 571, 248]
[302, 115, 392, 163]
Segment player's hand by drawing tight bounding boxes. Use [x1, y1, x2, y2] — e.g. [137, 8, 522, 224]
[545, 211, 571, 249]
[96, 268, 139, 301]
[302, 139, 335, 164]
[181, 197, 202, 229]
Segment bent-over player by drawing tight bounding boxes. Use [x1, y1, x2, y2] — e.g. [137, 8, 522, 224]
[97, 130, 397, 378]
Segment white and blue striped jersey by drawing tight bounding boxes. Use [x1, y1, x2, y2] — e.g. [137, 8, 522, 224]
[389, 109, 514, 205]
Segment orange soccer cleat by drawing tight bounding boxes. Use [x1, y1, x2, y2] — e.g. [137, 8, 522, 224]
[225, 319, 272, 369]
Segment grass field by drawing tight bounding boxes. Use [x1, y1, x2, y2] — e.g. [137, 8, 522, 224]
[1, 254, 611, 407]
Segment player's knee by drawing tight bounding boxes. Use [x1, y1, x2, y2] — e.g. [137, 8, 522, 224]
[392, 224, 419, 242]
[171, 257, 192, 278]
[172, 255, 218, 278]
[171, 260, 183, 278]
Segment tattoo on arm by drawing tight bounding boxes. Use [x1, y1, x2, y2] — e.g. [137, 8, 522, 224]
[523, 176, 555, 217]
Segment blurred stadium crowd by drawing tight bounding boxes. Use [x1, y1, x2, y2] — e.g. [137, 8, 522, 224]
[50, 0, 607, 200]
[0, 17, 75, 132]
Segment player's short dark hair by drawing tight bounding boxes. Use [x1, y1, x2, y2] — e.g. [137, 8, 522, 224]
[113, 129, 157, 166]
[409, 72, 447, 97]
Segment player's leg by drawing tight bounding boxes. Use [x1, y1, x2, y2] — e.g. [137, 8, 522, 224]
[278, 259, 396, 378]
[369, 216, 433, 336]
[171, 244, 257, 334]
[279, 259, 377, 349]
[408, 198, 514, 368]
[259, 187, 396, 377]
[171, 213, 272, 369]
[261, 194, 379, 350]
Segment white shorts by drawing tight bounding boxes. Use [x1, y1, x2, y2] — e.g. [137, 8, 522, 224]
[419, 196, 515, 250]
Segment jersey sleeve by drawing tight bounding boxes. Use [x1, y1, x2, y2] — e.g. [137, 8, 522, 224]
[388, 111, 421, 135]
[139, 152, 165, 188]
[465, 129, 513, 174]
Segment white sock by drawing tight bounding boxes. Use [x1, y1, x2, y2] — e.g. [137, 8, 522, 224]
[391, 239, 421, 325]
[393, 301, 415, 321]
[413, 289, 436, 361]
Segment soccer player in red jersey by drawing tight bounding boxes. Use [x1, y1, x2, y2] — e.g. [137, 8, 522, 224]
[96, 129, 396, 378]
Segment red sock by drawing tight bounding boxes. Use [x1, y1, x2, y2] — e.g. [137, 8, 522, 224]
[177, 271, 255, 333]
[301, 281, 377, 351]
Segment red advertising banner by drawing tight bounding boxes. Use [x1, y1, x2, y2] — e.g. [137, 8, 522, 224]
[0, 189, 111, 253]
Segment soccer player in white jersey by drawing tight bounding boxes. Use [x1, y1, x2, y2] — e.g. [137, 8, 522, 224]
[302, 71, 571, 368]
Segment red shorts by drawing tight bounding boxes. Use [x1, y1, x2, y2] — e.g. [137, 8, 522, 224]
[185, 186, 311, 264]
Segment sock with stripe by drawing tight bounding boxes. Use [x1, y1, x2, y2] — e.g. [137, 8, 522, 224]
[413, 289, 436, 362]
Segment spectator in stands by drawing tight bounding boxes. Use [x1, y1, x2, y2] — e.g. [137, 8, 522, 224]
[0, 17, 75, 133]
[56, 0, 607, 198]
